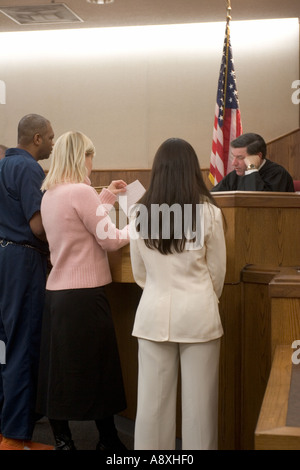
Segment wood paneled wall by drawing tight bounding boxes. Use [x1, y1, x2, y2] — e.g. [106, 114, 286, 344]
[90, 169, 151, 191]
[267, 128, 300, 179]
[91, 167, 213, 192]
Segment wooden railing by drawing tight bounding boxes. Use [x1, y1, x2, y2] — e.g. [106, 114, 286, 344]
[241, 265, 300, 450]
[255, 345, 300, 450]
[252, 267, 300, 450]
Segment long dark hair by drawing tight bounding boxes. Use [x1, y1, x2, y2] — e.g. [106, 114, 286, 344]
[135, 138, 218, 254]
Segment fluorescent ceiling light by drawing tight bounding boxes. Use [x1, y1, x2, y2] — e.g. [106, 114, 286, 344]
[86, 0, 114, 4]
[0, 18, 297, 62]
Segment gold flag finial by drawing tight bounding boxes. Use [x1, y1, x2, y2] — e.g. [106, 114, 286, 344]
[226, 0, 232, 22]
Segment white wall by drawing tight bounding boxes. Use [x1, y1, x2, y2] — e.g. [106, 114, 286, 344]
[0, 18, 298, 171]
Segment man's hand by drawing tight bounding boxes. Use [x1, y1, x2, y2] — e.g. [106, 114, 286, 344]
[244, 154, 261, 169]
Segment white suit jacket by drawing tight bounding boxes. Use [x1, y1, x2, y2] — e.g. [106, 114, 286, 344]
[129, 201, 226, 343]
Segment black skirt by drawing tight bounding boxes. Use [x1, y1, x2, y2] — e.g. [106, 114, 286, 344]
[36, 286, 126, 420]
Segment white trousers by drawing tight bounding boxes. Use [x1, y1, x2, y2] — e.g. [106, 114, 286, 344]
[134, 338, 221, 450]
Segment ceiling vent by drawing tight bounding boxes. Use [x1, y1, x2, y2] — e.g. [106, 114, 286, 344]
[0, 3, 83, 25]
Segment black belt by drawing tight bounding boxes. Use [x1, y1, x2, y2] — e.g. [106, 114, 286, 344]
[0, 238, 48, 256]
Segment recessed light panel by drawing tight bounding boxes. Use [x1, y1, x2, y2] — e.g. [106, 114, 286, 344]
[0, 3, 83, 25]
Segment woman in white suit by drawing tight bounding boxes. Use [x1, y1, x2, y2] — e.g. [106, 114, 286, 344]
[130, 138, 226, 450]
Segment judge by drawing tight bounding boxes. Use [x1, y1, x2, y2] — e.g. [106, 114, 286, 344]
[211, 133, 294, 193]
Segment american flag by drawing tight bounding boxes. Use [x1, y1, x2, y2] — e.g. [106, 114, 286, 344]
[209, 18, 242, 185]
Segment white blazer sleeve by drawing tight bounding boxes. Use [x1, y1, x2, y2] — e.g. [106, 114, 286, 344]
[130, 226, 147, 289]
[205, 205, 226, 299]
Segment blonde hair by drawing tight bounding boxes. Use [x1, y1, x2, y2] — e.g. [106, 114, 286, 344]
[41, 131, 95, 191]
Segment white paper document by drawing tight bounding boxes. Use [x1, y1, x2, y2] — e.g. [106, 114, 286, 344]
[117, 180, 146, 217]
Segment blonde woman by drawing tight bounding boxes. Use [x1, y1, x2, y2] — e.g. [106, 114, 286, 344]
[36, 131, 129, 450]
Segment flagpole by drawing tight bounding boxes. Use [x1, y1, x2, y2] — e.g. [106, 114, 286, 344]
[226, 0, 231, 22]
[209, 0, 242, 185]
[223, 2, 231, 122]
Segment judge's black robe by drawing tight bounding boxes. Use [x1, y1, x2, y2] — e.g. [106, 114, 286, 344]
[211, 159, 295, 193]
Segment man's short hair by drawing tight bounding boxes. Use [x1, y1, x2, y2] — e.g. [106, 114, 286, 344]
[17, 114, 50, 145]
[231, 133, 267, 158]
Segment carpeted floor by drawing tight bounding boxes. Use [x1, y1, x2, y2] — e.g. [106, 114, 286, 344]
[32, 415, 135, 451]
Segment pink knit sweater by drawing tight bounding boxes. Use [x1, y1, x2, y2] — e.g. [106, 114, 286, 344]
[41, 182, 129, 290]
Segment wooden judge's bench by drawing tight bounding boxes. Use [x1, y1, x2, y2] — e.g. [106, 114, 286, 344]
[104, 191, 300, 450]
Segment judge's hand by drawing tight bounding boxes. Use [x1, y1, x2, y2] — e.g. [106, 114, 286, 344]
[107, 179, 127, 195]
[244, 154, 261, 169]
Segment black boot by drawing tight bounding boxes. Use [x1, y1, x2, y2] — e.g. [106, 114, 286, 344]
[96, 436, 127, 451]
[54, 434, 76, 451]
[49, 419, 77, 450]
[95, 416, 127, 451]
